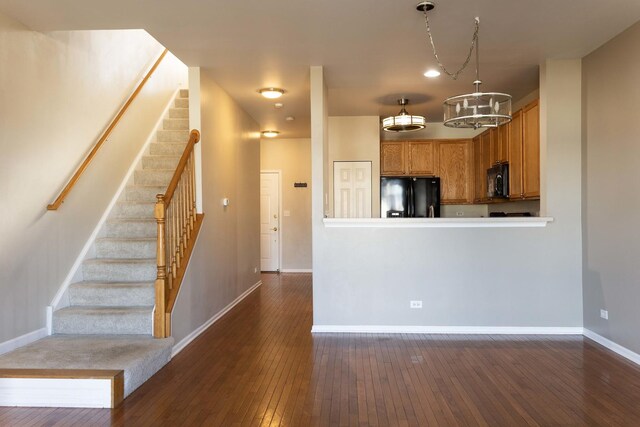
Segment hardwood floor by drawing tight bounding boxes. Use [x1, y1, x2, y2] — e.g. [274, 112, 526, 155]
[2, 273, 640, 426]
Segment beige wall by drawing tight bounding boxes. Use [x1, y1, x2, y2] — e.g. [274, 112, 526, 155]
[0, 13, 187, 345]
[171, 70, 261, 345]
[260, 138, 312, 271]
[582, 21, 640, 353]
[328, 116, 380, 217]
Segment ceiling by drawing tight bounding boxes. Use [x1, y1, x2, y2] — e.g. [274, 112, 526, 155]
[2, 0, 640, 138]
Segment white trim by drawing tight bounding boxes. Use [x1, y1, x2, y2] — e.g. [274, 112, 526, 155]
[188, 67, 203, 214]
[50, 88, 181, 309]
[46, 306, 53, 336]
[260, 170, 283, 272]
[172, 280, 262, 357]
[0, 378, 112, 408]
[583, 329, 640, 367]
[0, 327, 48, 356]
[323, 217, 554, 228]
[280, 269, 313, 273]
[311, 325, 583, 335]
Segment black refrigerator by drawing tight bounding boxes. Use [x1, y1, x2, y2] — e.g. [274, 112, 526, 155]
[380, 177, 440, 218]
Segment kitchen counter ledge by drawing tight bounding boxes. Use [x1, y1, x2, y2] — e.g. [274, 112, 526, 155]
[323, 217, 553, 228]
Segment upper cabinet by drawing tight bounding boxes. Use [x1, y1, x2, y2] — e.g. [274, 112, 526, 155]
[508, 110, 524, 199]
[380, 141, 437, 176]
[522, 99, 540, 199]
[438, 140, 473, 204]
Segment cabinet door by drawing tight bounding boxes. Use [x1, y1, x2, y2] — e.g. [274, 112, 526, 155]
[508, 109, 524, 199]
[497, 122, 510, 163]
[408, 141, 437, 175]
[438, 140, 472, 204]
[473, 136, 483, 202]
[489, 128, 499, 166]
[480, 131, 492, 200]
[522, 100, 540, 199]
[380, 141, 406, 175]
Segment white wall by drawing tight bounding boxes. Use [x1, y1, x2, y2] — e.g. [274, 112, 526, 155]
[0, 13, 187, 344]
[260, 138, 312, 271]
[171, 70, 261, 346]
[582, 21, 640, 353]
[311, 62, 584, 329]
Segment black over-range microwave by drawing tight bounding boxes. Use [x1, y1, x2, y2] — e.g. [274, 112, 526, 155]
[487, 163, 509, 198]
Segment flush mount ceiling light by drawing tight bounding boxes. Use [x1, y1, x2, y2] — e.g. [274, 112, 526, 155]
[261, 130, 280, 138]
[382, 98, 426, 132]
[258, 88, 285, 99]
[417, 2, 512, 129]
[423, 69, 441, 78]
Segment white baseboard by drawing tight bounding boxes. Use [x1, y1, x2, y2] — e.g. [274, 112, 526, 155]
[280, 269, 312, 273]
[50, 88, 182, 310]
[0, 378, 113, 408]
[0, 328, 48, 356]
[172, 280, 262, 357]
[311, 325, 584, 335]
[583, 328, 640, 367]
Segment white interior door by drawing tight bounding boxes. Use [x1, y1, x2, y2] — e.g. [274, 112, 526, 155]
[334, 161, 372, 218]
[260, 172, 280, 271]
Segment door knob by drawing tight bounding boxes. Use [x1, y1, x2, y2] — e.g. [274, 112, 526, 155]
[273, 227, 278, 231]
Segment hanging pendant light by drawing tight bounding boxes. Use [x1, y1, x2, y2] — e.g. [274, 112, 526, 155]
[417, 2, 512, 129]
[382, 98, 426, 132]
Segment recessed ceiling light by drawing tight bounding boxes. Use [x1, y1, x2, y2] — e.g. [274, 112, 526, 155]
[258, 88, 285, 99]
[274, 103, 284, 109]
[261, 130, 280, 138]
[424, 69, 441, 78]
[285, 116, 295, 121]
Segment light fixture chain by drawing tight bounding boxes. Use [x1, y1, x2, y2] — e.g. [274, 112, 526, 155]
[423, 11, 479, 80]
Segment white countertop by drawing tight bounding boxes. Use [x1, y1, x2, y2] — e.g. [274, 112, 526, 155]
[323, 217, 554, 228]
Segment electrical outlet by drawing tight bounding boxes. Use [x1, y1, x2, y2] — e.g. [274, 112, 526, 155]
[254, 267, 259, 273]
[456, 211, 464, 217]
[410, 300, 423, 309]
[600, 309, 609, 320]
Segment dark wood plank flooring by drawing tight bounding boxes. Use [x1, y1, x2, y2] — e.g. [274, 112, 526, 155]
[2, 273, 640, 426]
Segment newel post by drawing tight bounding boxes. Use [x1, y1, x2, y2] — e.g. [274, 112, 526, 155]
[154, 194, 167, 338]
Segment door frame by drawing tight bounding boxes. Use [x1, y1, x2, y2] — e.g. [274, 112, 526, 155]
[260, 170, 283, 272]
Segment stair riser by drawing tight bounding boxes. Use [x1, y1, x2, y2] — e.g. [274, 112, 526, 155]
[168, 108, 188, 119]
[104, 222, 156, 238]
[142, 156, 180, 170]
[95, 240, 156, 259]
[83, 263, 156, 282]
[156, 130, 189, 143]
[53, 312, 152, 335]
[112, 203, 155, 219]
[69, 285, 155, 307]
[179, 89, 189, 98]
[123, 186, 165, 202]
[149, 143, 186, 156]
[134, 170, 174, 186]
[174, 98, 189, 108]
[162, 118, 189, 130]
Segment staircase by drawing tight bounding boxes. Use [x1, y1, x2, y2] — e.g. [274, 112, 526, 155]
[0, 90, 194, 407]
[52, 89, 189, 335]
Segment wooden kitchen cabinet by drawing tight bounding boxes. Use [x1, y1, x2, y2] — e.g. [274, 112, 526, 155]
[407, 141, 437, 175]
[479, 130, 492, 201]
[497, 121, 510, 163]
[438, 140, 473, 204]
[507, 99, 540, 200]
[380, 140, 437, 176]
[473, 135, 483, 202]
[380, 141, 406, 175]
[522, 99, 540, 198]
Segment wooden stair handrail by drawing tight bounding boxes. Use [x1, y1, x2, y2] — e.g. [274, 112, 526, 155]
[47, 48, 169, 210]
[154, 128, 202, 338]
[163, 129, 200, 205]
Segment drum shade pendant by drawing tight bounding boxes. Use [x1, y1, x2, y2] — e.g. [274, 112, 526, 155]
[417, 2, 512, 129]
[382, 99, 426, 132]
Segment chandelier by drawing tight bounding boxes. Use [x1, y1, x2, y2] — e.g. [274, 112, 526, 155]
[417, 2, 512, 129]
[382, 98, 426, 132]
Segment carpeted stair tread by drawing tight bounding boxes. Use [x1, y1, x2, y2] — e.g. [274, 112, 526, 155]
[69, 281, 154, 307]
[0, 335, 174, 397]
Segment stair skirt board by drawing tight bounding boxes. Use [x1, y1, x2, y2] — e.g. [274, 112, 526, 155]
[50, 87, 184, 310]
[0, 369, 123, 408]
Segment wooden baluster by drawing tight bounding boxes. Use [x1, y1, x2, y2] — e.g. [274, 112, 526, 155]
[182, 170, 189, 244]
[166, 205, 173, 290]
[188, 153, 195, 231]
[172, 195, 179, 275]
[153, 195, 167, 338]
